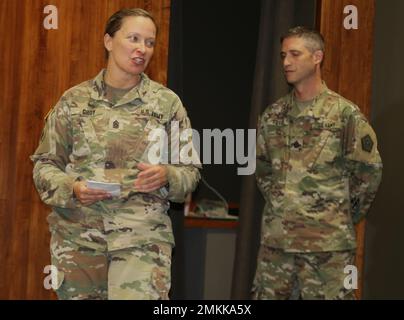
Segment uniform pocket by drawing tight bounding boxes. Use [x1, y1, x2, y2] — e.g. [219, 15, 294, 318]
[150, 243, 172, 300]
[134, 117, 169, 164]
[71, 116, 92, 159]
[266, 125, 289, 170]
[304, 126, 341, 170]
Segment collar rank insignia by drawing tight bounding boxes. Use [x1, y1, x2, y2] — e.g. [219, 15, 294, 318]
[361, 134, 374, 153]
[113, 120, 120, 129]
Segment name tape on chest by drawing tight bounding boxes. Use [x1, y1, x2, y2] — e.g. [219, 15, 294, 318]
[140, 109, 164, 120]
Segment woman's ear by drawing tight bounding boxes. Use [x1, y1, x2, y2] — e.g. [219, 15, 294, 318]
[104, 33, 113, 53]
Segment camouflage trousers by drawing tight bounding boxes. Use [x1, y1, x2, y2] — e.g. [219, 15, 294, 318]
[252, 246, 356, 300]
[50, 229, 172, 300]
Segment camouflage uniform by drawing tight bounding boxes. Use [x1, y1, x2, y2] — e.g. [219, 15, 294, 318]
[253, 84, 382, 299]
[31, 70, 201, 299]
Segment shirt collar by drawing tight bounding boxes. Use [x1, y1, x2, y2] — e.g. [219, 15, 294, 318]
[287, 81, 330, 118]
[91, 69, 151, 106]
[289, 81, 328, 105]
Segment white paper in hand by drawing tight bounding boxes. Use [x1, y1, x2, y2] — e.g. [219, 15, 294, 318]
[87, 180, 121, 197]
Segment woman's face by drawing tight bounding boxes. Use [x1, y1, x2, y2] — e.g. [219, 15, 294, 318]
[104, 16, 156, 78]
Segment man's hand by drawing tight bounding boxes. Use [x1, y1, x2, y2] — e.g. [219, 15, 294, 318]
[134, 163, 168, 193]
[73, 180, 111, 206]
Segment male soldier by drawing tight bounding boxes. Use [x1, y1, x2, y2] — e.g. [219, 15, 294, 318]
[252, 26, 382, 299]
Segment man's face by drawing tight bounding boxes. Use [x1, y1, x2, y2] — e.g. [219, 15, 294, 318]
[104, 16, 156, 77]
[280, 36, 321, 86]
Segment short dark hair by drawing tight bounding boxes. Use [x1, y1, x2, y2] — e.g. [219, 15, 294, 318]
[104, 8, 157, 58]
[280, 26, 325, 53]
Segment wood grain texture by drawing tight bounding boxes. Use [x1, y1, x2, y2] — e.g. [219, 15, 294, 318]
[318, 0, 375, 299]
[0, 0, 170, 299]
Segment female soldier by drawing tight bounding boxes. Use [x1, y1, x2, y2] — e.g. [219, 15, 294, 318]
[31, 8, 200, 300]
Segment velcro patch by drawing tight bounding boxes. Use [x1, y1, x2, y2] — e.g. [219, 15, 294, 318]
[361, 134, 374, 153]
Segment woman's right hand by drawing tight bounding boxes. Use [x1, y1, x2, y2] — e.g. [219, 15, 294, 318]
[73, 181, 112, 206]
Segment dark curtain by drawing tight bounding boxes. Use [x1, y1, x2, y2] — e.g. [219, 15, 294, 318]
[167, 0, 317, 299]
[231, 0, 317, 299]
[167, 0, 185, 299]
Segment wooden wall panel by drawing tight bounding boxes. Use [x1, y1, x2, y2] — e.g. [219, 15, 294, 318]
[318, 0, 375, 299]
[0, 0, 170, 299]
[319, 0, 374, 118]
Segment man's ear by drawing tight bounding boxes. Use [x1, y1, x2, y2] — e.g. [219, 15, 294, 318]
[313, 50, 324, 66]
[104, 33, 113, 53]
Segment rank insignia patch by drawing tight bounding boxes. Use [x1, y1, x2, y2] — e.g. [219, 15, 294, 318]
[361, 134, 374, 153]
[291, 139, 302, 151]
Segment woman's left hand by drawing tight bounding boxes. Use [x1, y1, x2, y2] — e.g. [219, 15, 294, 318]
[134, 163, 168, 193]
